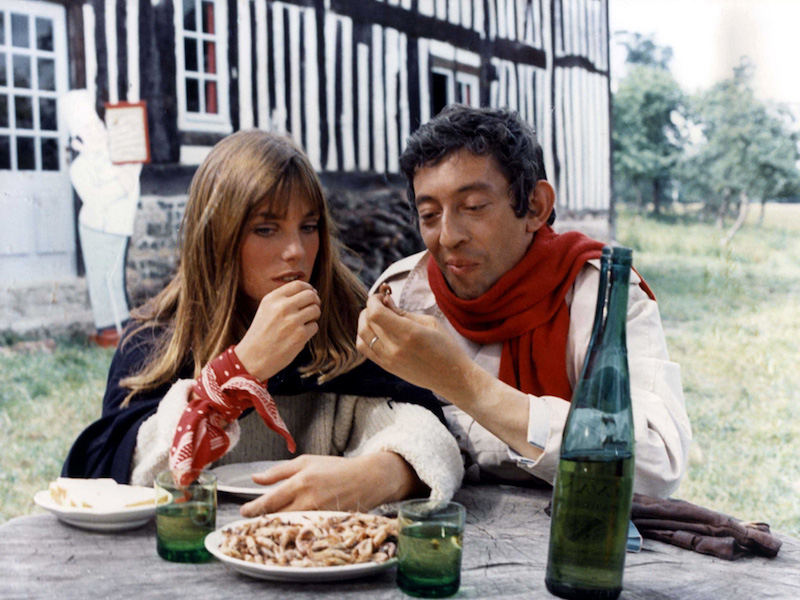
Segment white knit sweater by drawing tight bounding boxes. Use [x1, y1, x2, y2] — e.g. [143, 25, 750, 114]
[130, 379, 464, 501]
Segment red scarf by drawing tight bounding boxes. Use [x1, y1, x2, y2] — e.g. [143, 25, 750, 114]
[169, 346, 296, 486]
[428, 225, 652, 400]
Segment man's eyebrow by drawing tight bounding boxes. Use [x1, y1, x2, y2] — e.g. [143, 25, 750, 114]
[414, 181, 494, 205]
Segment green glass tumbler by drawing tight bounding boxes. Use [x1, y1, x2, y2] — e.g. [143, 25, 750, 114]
[396, 499, 466, 598]
[154, 470, 217, 563]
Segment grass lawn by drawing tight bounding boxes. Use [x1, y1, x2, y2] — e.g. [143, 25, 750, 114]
[0, 341, 113, 522]
[617, 202, 800, 536]
[1, 202, 799, 538]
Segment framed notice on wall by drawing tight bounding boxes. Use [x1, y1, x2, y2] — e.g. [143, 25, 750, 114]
[104, 101, 151, 164]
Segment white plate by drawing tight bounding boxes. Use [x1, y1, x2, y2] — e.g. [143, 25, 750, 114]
[205, 512, 397, 582]
[33, 489, 162, 532]
[210, 461, 286, 498]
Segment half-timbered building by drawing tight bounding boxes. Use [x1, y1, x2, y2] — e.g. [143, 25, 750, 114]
[1, 0, 611, 331]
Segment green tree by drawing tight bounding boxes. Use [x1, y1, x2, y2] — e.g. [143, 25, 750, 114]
[681, 59, 800, 241]
[616, 31, 673, 69]
[612, 35, 685, 215]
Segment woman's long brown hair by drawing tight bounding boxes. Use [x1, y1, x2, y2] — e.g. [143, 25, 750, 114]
[120, 130, 366, 404]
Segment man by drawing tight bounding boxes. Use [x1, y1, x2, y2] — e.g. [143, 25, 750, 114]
[357, 105, 691, 497]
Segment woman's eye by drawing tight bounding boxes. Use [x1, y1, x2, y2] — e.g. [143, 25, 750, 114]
[301, 222, 319, 233]
[465, 203, 487, 212]
[254, 225, 277, 236]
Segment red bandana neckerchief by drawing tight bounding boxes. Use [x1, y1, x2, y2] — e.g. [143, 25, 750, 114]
[427, 225, 653, 400]
[169, 346, 296, 486]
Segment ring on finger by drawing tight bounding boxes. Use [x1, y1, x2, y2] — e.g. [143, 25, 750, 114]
[368, 335, 379, 349]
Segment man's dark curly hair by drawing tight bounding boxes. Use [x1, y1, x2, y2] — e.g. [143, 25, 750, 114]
[399, 104, 555, 224]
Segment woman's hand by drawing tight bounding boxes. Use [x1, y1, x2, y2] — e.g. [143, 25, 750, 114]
[239, 453, 423, 516]
[235, 281, 321, 380]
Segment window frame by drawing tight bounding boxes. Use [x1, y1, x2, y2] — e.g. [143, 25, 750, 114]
[426, 40, 480, 114]
[173, 0, 232, 134]
[0, 3, 66, 172]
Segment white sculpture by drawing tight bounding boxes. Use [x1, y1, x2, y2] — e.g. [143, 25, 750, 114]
[61, 90, 142, 346]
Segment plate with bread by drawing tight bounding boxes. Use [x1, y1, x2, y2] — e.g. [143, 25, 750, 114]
[34, 477, 170, 531]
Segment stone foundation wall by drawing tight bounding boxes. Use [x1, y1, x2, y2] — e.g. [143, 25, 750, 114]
[125, 195, 185, 308]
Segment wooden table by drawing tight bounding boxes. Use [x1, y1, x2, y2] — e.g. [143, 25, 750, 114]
[2, 485, 798, 599]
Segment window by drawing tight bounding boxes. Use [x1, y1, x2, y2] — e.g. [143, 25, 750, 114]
[429, 65, 479, 119]
[455, 72, 477, 105]
[174, 0, 230, 132]
[430, 67, 479, 116]
[422, 41, 480, 122]
[0, 10, 61, 170]
[431, 70, 450, 117]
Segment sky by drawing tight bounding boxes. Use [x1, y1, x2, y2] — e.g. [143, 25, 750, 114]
[609, 0, 800, 112]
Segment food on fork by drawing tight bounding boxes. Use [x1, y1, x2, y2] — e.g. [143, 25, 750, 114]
[218, 512, 398, 567]
[48, 477, 167, 511]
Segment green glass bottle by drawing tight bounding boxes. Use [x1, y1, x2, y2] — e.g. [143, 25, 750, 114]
[545, 246, 635, 600]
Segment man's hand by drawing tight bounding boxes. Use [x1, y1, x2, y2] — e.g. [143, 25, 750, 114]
[357, 294, 477, 399]
[239, 453, 423, 516]
[235, 281, 321, 380]
[358, 292, 542, 462]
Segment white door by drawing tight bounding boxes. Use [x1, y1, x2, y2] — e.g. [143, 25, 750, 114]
[0, 0, 73, 285]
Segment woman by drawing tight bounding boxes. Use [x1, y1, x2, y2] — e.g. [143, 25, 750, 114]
[63, 130, 462, 515]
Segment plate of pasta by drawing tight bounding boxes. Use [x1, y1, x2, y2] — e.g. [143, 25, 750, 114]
[205, 511, 398, 582]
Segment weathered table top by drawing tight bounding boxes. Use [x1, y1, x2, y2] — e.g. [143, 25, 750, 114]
[2, 484, 798, 599]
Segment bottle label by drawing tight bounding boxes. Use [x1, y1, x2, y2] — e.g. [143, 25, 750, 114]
[546, 458, 633, 589]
